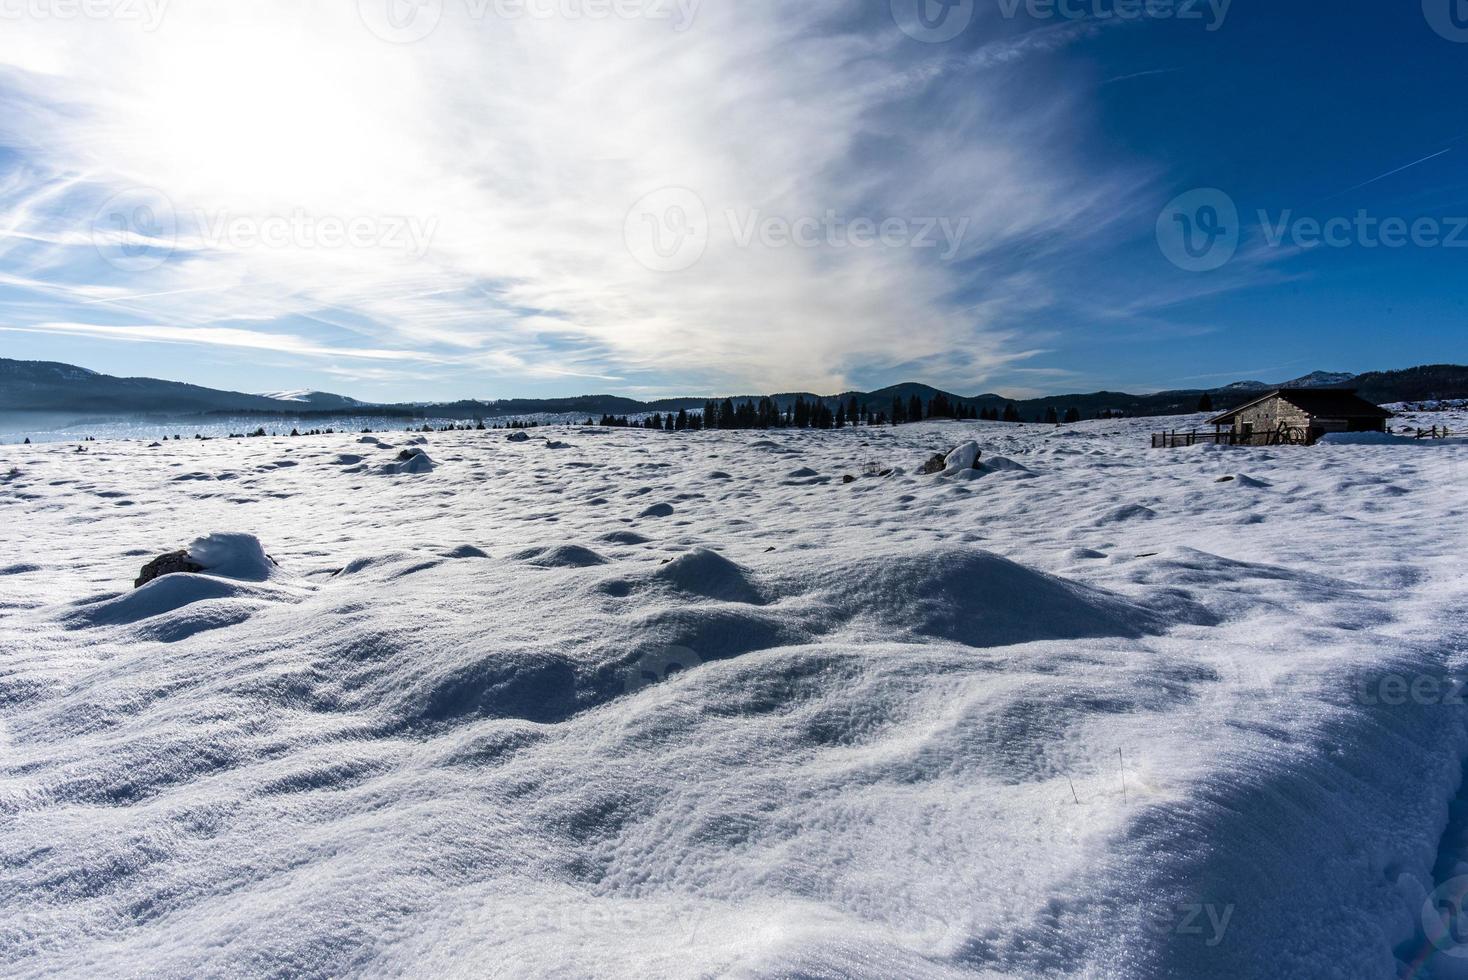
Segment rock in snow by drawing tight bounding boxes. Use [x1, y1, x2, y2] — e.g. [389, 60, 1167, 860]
[133, 533, 278, 589]
[943, 441, 981, 472]
[918, 441, 982, 476]
[917, 453, 947, 475]
[134, 550, 204, 588]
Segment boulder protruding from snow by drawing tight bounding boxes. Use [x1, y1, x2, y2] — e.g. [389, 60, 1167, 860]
[944, 442, 981, 472]
[380, 448, 436, 474]
[507, 431, 531, 443]
[920, 442, 983, 476]
[918, 453, 947, 475]
[134, 550, 204, 589]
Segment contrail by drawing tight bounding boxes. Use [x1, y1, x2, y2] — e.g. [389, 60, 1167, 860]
[1342, 147, 1452, 194]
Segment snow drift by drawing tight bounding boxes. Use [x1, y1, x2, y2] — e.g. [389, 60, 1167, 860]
[1, 414, 1465, 978]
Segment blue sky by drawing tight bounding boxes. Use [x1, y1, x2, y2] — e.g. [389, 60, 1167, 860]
[0, 0, 1463, 401]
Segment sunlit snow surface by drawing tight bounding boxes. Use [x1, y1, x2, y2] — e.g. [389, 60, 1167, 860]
[2, 415, 1466, 978]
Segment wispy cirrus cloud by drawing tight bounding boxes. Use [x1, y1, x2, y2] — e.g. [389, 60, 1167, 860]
[0, 2, 1154, 396]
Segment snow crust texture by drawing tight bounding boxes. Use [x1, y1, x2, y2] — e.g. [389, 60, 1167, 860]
[1, 415, 1466, 978]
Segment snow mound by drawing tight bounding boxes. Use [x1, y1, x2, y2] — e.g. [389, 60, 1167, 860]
[186, 532, 278, 582]
[981, 454, 1031, 474]
[60, 574, 249, 628]
[601, 530, 652, 546]
[56, 534, 284, 632]
[1095, 502, 1157, 524]
[653, 548, 765, 605]
[516, 545, 611, 568]
[805, 546, 1170, 646]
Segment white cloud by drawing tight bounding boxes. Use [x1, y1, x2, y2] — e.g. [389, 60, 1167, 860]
[0, 1, 1144, 393]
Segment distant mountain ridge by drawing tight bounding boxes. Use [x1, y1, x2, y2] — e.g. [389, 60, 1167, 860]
[0, 359, 327, 415]
[1280, 371, 1359, 388]
[3, 358, 1467, 423]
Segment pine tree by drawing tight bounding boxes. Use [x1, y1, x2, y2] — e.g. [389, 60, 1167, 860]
[1198, 392, 1215, 413]
[1002, 403, 1021, 423]
[909, 395, 924, 423]
[1045, 406, 1059, 425]
[1063, 407, 1081, 424]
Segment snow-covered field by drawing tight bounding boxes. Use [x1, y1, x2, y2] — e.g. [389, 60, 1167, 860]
[2, 415, 1466, 978]
[0, 412, 585, 445]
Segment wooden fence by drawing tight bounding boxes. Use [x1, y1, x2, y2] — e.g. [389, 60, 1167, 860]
[1154, 425, 1456, 448]
[1151, 428, 1311, 449]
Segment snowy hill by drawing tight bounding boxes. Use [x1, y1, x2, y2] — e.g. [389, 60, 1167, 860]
[256, 390, 364, 411]
[0, 359, 337, 415]
[1279, 370, 1359, 388]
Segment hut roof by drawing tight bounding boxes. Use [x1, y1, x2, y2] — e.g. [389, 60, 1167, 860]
[1208, 389, 1393, 426]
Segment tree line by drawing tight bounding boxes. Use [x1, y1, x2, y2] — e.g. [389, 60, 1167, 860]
[594, 394, 1098, 431]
